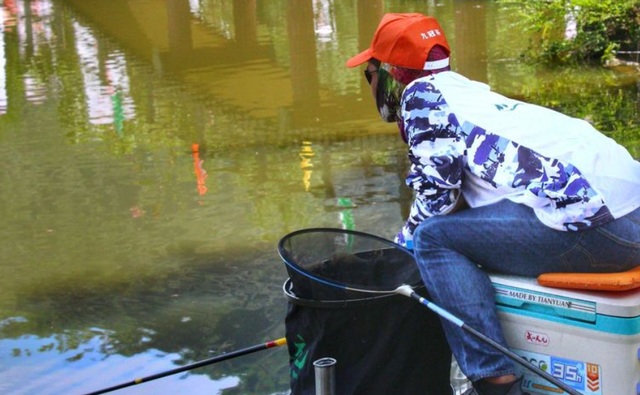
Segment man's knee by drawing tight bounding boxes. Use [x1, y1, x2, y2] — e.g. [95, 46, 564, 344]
[414, 216, 452, 250]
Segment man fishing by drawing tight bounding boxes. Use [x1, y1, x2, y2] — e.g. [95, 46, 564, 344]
[347, 13, 640, 395]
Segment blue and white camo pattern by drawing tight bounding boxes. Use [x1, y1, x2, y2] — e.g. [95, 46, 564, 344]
[395, 79, 614, 247]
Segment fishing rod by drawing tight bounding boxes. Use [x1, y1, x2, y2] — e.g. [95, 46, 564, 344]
[80, 337, 287, 395]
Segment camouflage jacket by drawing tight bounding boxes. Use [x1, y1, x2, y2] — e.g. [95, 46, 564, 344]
[396, 72, 640, 248]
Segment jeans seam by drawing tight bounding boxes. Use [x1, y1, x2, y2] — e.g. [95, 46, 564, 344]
[595, 226, 640, 248]
[574, 242, 626, 270]
[624, 248, 640, 269]
[559, 232, 585, 270]
[574, 243, 602, 269]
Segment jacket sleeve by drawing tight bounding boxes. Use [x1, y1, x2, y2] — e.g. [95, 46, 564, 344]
[395, 81, 465, 249]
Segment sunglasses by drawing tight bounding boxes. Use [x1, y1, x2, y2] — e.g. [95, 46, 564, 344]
[364, 68, 378, 84]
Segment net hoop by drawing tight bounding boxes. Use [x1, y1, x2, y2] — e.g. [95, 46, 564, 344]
[282, 278, 415, 308]
[278, 227, 419, 295]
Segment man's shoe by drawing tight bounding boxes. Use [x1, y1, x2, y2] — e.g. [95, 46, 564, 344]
[464, 376, 529, 395]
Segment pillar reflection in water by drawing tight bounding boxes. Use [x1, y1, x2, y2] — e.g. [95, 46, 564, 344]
[287, 0, 320, 122]
[2, 0, 24, 118]
[357, 0, 383, 93]
[233, 0, 257, 47]
[454, 0, 488, 83]
[23, 0, 33, 59]
[0, 4, 7, 115]
[25, 0, 50, 105]
[312, 0, 334, 43]
[167, 0, 194, 58]
[320, 146, 335, 199]
[2, 0, 54, 108]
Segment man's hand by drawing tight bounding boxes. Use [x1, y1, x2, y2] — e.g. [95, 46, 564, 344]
[450, 192, 468, 214]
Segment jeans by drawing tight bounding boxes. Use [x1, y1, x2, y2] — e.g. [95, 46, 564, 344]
[412, 199, 640, 381]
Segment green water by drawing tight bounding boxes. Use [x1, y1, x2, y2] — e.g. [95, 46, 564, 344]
[0, 1, 637, 394]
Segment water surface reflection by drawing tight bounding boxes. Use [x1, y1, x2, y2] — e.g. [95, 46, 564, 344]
[0, 0, 637, 394]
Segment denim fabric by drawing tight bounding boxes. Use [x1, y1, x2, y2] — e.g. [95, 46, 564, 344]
[412, 199, 640, 381]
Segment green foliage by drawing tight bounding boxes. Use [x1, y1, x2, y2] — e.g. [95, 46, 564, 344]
[503, 0, 640, 63]
[508, 64, 640, 151]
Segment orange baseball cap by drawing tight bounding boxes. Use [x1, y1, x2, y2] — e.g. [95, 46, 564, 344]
[346, 13, 450, 70]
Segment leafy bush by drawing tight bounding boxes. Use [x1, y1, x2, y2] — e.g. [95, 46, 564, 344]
[503, 0, 640, 63]
[509, 64, 640, 155]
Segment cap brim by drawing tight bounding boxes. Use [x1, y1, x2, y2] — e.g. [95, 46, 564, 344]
[345, 48, 373, 68]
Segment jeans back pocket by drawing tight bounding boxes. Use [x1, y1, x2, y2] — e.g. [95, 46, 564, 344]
[560, 220, 640, 272]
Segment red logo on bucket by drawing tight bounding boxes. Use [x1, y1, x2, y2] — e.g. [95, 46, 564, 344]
[525, 331, 549, 346]
[587, 363, 600, 391]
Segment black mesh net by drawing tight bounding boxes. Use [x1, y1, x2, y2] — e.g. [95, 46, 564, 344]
[278, 228, 423, 301]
